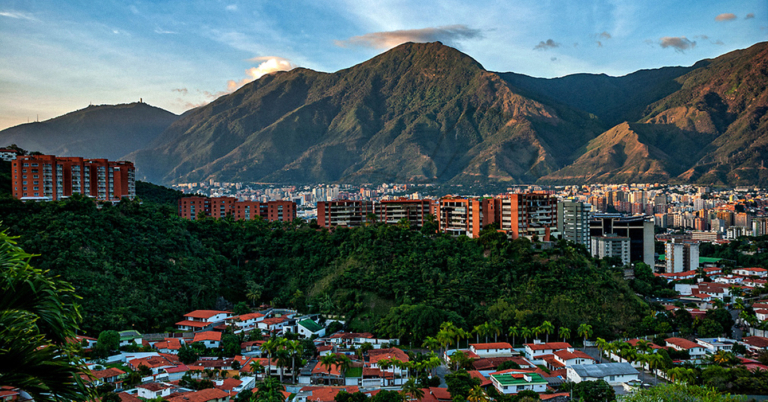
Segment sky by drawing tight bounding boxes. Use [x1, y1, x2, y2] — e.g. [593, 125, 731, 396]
[0, 0, 765, 130]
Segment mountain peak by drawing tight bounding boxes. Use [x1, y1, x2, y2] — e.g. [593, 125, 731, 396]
[361, 41, 485, 72]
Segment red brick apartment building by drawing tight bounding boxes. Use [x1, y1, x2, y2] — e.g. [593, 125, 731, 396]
[11, 155, 135, 201]
[378, 199, 434, 227]
[178, 196, 296, 222]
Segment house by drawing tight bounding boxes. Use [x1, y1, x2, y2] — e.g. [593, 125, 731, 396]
[735, 268, 768, 278]
[154, 338, 183, 354]
[136, 383, 174, 399]
[241, 340, 265, 354]
[741, 337, 768, 353]
[119, 330, 143, 347]
[523, 341, 572, 361]
[233, 313, 266, 332]
[258, 317, 290, 333]
[85, 367, 126, 390]
[490, 372, 548, 394]
[665, 337, 708, 358]
[192, 331, 222, 349]
[128, 355, 178, 378]
[177, 310, 232, 332]
[469, 342, 514, 356]
[714, 275, 745, 285]
[472, 356, 534, 371]
[368, 348, 409, 375]
[756, 309, 768, 322]
[166, 388, 231, 402]
[297, 319, 326, 339]
[566, 363, 639, 385]
[163, 365, 190, 381]
[696, 338, 737, 353]
[327, 332, 397, 349]
[294, 386, 359, 402]
[553, 348, 595, 367]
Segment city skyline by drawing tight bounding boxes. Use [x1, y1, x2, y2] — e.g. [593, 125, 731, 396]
[0, 0, 765, 130]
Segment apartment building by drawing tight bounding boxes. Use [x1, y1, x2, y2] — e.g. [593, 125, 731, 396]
[316, 200, 375, 228]
[436, 196, 484, 238]
[590, 214, 654, 266]
[591, 235, 630, 266]
[378, 199, 434, 228]
[11, 155, 135, 201]
[557, 200, 591, 251]
[495, 193, 557, 240]
[178, 196, 297, 222]
[665, 239, 700, 273]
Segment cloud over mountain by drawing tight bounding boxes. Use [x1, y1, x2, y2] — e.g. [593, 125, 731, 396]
[659, 36, 695, 52]
[334, 25, 482, 49]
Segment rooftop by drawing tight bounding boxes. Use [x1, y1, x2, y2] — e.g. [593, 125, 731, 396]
[491, 372, 547, 386]
[569, 362, 638, 378]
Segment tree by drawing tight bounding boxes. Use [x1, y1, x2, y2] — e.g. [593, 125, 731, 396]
[138, 364, 152, 377]
[577, 323, 593, 350]
[445, 370, 480, 402]
[336, 391, 369, 402]
[400, 378, 424, 401]
[253, 377, 285, 402]
[422, 337, 441, 354]
[621, 383, 745, 401]
[572, 379, 615, 401]
[0, 231, 92, 402]
[249, 360, 265, 380]
[179, 344, 200, 364]
[539, 321, 554, 343]
[508, 326, 519, 347]
[233, 302, 250, 316]
[263, 338, 283, 380]
[246, 281, 263, 307]
[698, 319, 724, 338]
[595, 338, 608, 363]
[466, 386, 489, 402]
[320, 353, 338, 385]
[222, 334, 241, 357]
[558, 327, 570, 343]
[521, 327, 532, 345]
[96, 330, 120, 357]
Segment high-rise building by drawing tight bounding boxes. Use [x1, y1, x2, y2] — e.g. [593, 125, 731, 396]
[11, 155, 135, 201]
[317, 200, 375, 228]
[665, 240, 699, 273]
[495, 192, 557, 240]
[436, 196, 483, 238]
[557, 200, 591, 252]
[378, 199, 434, 228]
[591, 235, 630, 266]
[590, 214, 654, 266]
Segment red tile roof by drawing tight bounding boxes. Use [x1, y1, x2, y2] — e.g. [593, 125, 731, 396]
[260, 317, 288, 326]
[368, 348, 410, 363]
[155, 338, 182, 350]
[742, 336, 768, 348]
[626, 339, 663, 349]
[193, 331, 222, 343]
[665, 337, 700, 350]
[176, 320, 211, 328]
[467, 371, 492, 387]
[312, 363, 342, 376]
[329, 332, 374, 339]
[472, 356, 533, 370]
[91, 367, 126, 379]
[428, 387, 451, 401]
[129, 355, 175, 370]
[541, 355, 565, 369]
[554, 349, 594, 361]
[541, 393, 570, 400]
[118, 393, 142, 402]
[214, 378, 242, 391]
[470, 342, 513, 350]
[524, 342, 572, 351]
[237, 313, 265, 321]
[184, 310, 230, 319]
[166, 388, 230, 402]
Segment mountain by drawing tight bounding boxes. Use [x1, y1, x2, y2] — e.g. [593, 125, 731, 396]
[0, 102, 178, 161]
[541, 41, 768, 186]
[128, 42, 605, 185]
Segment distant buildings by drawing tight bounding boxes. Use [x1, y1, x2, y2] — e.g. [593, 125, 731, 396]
[591, 235, 630, 266]
[178, 196, 296, 222]
[11, 154, 135, 201]
[317, 200, 375, 228]
[665, 239, 700, 273]
[557, 200, 591, 252]
[590, 214, 654, 266]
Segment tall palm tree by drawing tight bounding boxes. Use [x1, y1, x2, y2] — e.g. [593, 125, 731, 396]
[488, 320, 502, 342]
[646, 353, 664, 382]
[634, 353, 648, 382]
[436, 330, 452, 358]
[262, 338, 282, 380]
[249, 360, 265, 381]
[577, 324, 593, 351]
[532, 326, 543, 341]
[422, 337, 441, 354]
[0, 232, 93, 402]
[275, 348, 291, 383]
[319, 353, 338, 385]
[508, 326, 520, 348]
[473, 324, 485, 344]
[455, 328, 469, 350]
[540, 321, 554, 343]
[400, 378, 424, 402]
[595, 338, 608, 363]
[287, 340, 303, 383]
[634, 340, 652, 355]
[558, 327, 571, 343]
[521, 327, 532, 345]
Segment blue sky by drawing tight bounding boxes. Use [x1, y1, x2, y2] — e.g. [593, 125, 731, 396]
[0, 0, 765, 130]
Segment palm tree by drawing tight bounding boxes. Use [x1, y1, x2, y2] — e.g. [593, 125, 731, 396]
[0, 231, 93, 402]
[473, 324, 486, 344]
[455, 327, 469, 350]
[540, 321, 554, 343]
[646, 352, 664, 382]
[262, 338, 283, 380]
[488, 320, 502, 342]
[532, 326, 543, 341]
[287, 340, 303, 383]
[508, 326, 520, 348]
[319, 353, 338, 385]
[577, 323, 593, 351]
[711, 350, 736, 366]
[249, 360, 265, 381]
[595, 338, 608, 363]
[336, 354, 352, 378]
[521, 327, 532, 345]
[634, 340, 652, 355]
[634, 354, 648, 382]
[275, 348, 291, 383]
[436, 330, 452, 358]
[558, 327, 571, 343]
[422, 337, 441, 354]
[713, 298, 725, 309]
[400, 378, 424, 401]
[467, 385, 490, 402]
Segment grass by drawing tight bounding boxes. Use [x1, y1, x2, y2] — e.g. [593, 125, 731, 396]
[105, 361, 132, 373]
[536, 365, 551, 374]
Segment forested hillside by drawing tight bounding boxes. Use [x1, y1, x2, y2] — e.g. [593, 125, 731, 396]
[0, 196, 649, 341]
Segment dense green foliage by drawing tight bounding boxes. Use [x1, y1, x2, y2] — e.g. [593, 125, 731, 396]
[0, 196, 648, 339]
[700, 236, 768, 268]
[619, 383, 746, 401]
[0, 230, 92, 402]
[135, 180, 186, 207]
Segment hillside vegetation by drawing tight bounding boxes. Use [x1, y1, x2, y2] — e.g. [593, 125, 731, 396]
[0, 197, 648, 341]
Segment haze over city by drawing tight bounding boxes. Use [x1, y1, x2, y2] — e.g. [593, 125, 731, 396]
[0, 0, 765, 130]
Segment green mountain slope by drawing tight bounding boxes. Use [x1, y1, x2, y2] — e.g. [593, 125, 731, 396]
[128, 42, 603, 185]
[0, 102, 178, 161]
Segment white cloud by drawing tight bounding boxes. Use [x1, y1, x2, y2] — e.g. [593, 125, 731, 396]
[715, 13, 736, 21]
[335, 25, 482, 49]
[226, 4, 238, 11]
[225, 56, 295, 92]
[0, 11, 38, 21]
